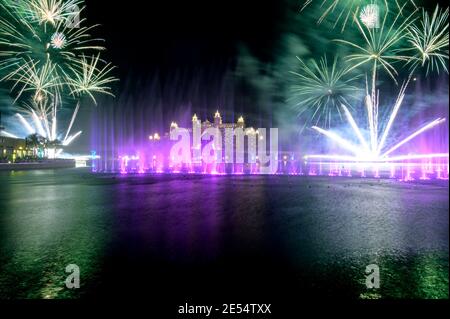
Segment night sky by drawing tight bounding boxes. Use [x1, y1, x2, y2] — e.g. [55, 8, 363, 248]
[85, 0, 283, 82]
[66, 0, 447, 153]
[85, 0, 447, 79]
[1, 0, 447, 152]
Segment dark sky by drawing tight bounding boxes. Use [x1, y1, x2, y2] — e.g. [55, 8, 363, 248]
[0, 0, 447, 153]
[69, 0, 288, 152]
[85, 0, 284, 81]
[83, 0, 448, 96]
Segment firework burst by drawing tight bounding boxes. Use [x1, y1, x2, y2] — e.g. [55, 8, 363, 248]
[4, 60, 60, 102]
[405, 5, 449, 74]
[335, 2, 417, 84]
[50, 31, 67, 49]
[304, 3, 449, 170]
[66, 54, 117, 104]
[290, 56, 361, 128]
[301, 0, 417, 31]
[0, 1, 105, 82]
[11, 0, 84, 26]
[0, 0, 116, 152]
[359, 4, 380, 28]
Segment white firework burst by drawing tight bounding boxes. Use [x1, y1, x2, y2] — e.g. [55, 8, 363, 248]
[21, 0, 84, 26]
[50, 32, 66, 49]
[359, 4, 380, 29]
[306, 84, 447, 163]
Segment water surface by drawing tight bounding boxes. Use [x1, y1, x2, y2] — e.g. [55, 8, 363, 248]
[0, 169, 448, 301]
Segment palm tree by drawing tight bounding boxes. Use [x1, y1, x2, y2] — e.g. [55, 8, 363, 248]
[46, 139, 62, 159]
[25, 133, 41, 158]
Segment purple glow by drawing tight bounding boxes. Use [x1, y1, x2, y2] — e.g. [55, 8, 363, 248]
[381, 118, 447, 158]
[90, 151, 450, 181]
[89, 106, 448, 180]
[304, 153, 449, 162]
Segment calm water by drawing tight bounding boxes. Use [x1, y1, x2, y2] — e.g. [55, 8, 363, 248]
[0, 168, 448, 302]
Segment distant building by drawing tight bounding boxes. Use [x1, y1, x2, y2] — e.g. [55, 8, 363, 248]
[0, 113, 35, 162]
[162, 110, 263, 172]
[0, 133, 28, 162]
[168, 111, 248, 133]
[116, 110, 300, 174]
[169, 110, 258, 150]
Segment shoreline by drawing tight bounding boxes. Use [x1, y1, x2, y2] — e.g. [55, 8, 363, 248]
[0, 159, 75, 171]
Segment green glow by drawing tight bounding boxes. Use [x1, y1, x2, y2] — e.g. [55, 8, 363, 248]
[0, 0, 116, 143]
[335, 2, 417, 84]
[406, 5, 449, 74]
[290, 55, 361, 129]
[301, 0, 417, 32]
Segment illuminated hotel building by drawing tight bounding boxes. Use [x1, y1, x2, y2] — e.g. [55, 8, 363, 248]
[174, 110, 257, 147]
[120, 110, 300, 174]
[0, 133, 28, 163]
[0, 112, 35, 163]
[163, 110, 265, 173]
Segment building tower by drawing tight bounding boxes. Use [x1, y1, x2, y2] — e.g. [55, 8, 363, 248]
[170, 122, 178, 132]
[214, 110, 222, 126]
[237, 116, 245, 129]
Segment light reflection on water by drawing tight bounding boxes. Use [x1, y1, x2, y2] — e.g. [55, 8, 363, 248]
[0, 168, 448, 299]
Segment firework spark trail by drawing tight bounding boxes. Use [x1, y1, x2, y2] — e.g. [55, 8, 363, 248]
[341, 103, 371, 153]
[16, 113, 36, 135]
[43, 114, 51, 139]
[51, 116, 57, 141]
[0, 130, 19, 138]
[376, 83, 407, 155]
[63, 102, 80, 143]
[302, 0, 364, 32]
[31, 109, 47, 138]
[3, 60, 60, 103]
[63, 130, 82, 146]
[381, 118, 447, 158]
[365, 94, 377, 153]
[312, 126, 364, 157]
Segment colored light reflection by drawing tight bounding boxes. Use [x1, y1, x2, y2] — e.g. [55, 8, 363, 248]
[92, 151, 449, 182]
